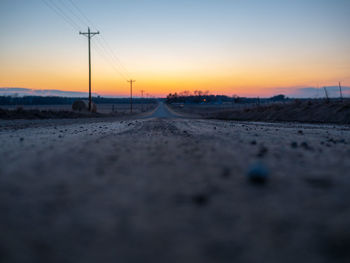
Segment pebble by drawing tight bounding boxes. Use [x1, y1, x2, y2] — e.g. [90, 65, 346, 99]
[192, 194, 209, 206]
[301, 142, 312, 150]
[291, 142, 298, 148]
[257, 146, 268, 157]
[247, 162, 269, 184]
[339, 139, 346, 144]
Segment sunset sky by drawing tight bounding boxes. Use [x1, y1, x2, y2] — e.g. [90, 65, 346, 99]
[1, 0, 349, 97]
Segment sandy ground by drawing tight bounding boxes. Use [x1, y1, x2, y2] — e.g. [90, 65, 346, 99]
[1, 103, 350, 263]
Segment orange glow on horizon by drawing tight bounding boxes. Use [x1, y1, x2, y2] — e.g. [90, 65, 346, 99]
[1, 51, 349, 97]
[1, 70, 350, 98]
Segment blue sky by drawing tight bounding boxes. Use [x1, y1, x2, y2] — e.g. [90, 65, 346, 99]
[1, 0, 349, 97]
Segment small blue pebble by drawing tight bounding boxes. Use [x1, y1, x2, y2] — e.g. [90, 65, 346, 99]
[247, 162, 269, 184]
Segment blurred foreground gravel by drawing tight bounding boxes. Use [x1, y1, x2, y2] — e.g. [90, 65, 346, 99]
[1, 103, 350, 263]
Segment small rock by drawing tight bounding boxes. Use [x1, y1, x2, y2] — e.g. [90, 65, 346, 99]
[338, 139, 346, 144]
[291, 142, 298, 148]
[257, 146, 268, 157]
[250, 140, 257, 145]
[192, 194, 209, 206]
[213, 127, 217, 130]
[247, 162, 269, 184]
[301, 141, 308, 147]
[298, 130, 304, 135]
[328, 138, 337, 144]
[301, 142, 312, 150]
[19, 137, 24, 142]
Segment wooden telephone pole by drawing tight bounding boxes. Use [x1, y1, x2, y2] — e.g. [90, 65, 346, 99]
[140, 90, 145, 112]
[80, 27, 99, 111]
[128, 80, 136, 113]
[339, 82, 343, 101]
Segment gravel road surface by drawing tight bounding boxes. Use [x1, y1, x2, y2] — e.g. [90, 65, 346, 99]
[1, 102, 350, 263]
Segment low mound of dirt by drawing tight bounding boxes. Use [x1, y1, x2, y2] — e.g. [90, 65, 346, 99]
[0, 108, 106, 120]
[207, 100, 350, 124]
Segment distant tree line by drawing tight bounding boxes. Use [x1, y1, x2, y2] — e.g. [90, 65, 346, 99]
[0, 96, 157, 105]
[166, 91, 287, 104]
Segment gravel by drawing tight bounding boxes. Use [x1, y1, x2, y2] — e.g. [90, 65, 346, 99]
[0, 103, 350, 263]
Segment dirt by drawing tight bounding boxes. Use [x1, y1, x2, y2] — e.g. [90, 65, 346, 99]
[1, 103, 350, 263]
[170, 99, 350, 124]
[0, 108, 134, 120]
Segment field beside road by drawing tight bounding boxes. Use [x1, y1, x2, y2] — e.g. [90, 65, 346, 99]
[0, 103, 350, 263]
[1, 103, 157, 114]
[0, 103, 158, 119]
[169, 99, 350, 124]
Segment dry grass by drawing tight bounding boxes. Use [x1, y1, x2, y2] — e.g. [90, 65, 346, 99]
[0, 103, 158, 119]
[170, 99, 350, 124]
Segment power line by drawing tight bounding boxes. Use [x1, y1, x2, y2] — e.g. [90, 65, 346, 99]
[99, 36, 131, 77]
[58, 0, 88, 29]
[66, 0, 131, 78]
[42, 0, 134, 92]
[68, 0, 97, 29]
[94, 39, 130, 79]
[92, 41, 129, 81]
[42, 0, 81, 31]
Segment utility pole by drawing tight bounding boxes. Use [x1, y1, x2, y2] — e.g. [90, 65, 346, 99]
[128, 80, 136, 113]
[324, 87, 329, 102]
[339, 81, 343, 101]
[140, 90, 145, 112]
[80, 27, 99, 111]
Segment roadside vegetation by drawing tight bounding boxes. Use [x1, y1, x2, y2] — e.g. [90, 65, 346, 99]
[167, 91, 350, 124]
[0, 96, 158, 119]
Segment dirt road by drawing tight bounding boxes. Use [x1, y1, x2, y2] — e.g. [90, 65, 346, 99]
[1, 103, 350, 263]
